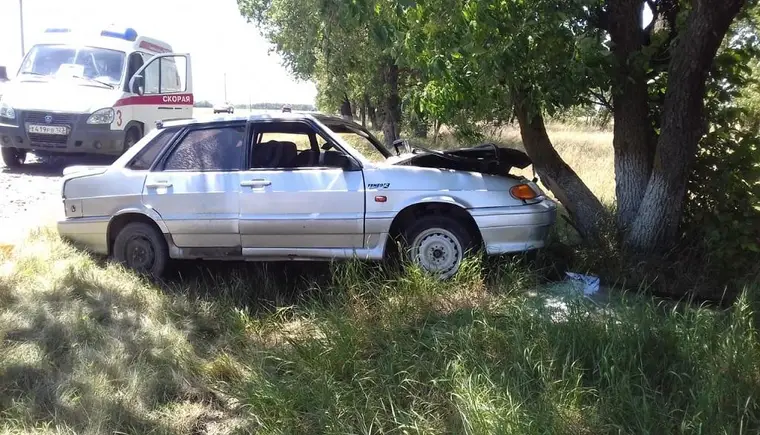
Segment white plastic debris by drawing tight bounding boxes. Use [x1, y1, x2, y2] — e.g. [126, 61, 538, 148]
[564, 272, 601, 296]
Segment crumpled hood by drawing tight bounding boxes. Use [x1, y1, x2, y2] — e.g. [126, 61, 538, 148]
[0, 79, 120, 113]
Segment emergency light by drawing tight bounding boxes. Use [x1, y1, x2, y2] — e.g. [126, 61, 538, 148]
[100, 28, 138, 41]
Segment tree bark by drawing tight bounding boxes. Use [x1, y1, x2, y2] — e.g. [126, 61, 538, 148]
[607, 0, 657, 233]
[381, 60, 401, 147]
[514, 99, 606, 243]
[340, 95, 353, 120]
[360, 94, 368, 128]
[625, 0, 745, 253]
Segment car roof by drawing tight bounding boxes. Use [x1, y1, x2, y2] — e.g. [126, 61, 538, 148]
[159, 111, 365, 130]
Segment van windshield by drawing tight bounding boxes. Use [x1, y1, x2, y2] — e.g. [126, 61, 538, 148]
[19, 45, 126, 86]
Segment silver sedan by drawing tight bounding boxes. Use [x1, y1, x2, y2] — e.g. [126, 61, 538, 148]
[57, 112, 557, 278]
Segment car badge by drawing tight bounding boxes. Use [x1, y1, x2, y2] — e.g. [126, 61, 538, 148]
[44, 115, 53, 124]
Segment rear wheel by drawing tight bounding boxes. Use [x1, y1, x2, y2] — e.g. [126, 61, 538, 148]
[113, 222, 168, 278]
[400, 215, 476, 279]
[1, 147, 26, 168]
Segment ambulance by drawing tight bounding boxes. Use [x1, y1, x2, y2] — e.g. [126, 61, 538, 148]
[0, 26, 193, 167]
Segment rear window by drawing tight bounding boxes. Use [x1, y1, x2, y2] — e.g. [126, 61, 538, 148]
[127, 128, 178, 170]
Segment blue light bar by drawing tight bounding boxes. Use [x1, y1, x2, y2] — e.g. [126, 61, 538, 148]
[100, 27, 138, 41]
[45, 28, 71, 33]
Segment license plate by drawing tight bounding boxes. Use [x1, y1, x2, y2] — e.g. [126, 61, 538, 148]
[27, 124, 69, 135]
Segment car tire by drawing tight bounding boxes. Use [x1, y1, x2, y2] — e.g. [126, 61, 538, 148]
[1, 147, 26, 168]
[123, 127, 141, 154]
[113, 222, 168, 278]
[399, 215, 476, 279]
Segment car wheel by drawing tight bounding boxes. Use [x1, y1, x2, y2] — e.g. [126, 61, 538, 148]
[123, 127, 141, 153]
[1, 147, 26, 168]
[400, 215, 475, 279]
[113, 222, 168, 278]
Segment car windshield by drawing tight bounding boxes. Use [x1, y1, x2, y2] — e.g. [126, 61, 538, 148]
[18, 44, 126, 86]
[318, 121, 391, 163]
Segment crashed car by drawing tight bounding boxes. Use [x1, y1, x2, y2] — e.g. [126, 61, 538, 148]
[57, 112, 557, 278]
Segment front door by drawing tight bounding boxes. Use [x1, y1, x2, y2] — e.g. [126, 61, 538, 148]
[238, 120, 365, 254]
[127, 53, 193, 133]
[141, 123, 245, 250]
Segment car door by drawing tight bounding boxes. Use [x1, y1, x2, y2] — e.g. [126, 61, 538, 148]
[141, 123, 245, 251]
[238, 120, 365, 254]
[126, 52, 193, 134]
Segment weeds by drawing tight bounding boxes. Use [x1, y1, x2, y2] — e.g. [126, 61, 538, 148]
[0, 229, 758, 434]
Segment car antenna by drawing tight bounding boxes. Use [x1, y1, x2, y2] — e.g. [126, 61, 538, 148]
[155, 120, 164, 129]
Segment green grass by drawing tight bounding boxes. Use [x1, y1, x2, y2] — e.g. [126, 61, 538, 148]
[1, 228, 759, 434]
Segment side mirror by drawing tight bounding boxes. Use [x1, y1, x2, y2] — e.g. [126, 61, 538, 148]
[392, 138, 411, 156]
[129, 74, 144, 95]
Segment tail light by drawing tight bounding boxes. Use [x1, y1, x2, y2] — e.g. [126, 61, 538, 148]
[510, 183, 538, 201]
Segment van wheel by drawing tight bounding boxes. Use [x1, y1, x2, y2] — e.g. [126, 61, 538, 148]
[123, 127, 141, 153]
[400, 215, 475, 279]
[1, 147, 26, 168]
[113, 222, 168, 278]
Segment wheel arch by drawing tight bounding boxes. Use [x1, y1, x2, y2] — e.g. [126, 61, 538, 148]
[106, 210, 167, 256]
[385, 201, 483, 256]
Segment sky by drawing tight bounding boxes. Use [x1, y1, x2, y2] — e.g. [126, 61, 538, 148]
[0, 0, 318, 105]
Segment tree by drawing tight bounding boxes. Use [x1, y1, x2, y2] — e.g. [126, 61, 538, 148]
[403, 0, 751, 254]
[238, 0, 408, 146]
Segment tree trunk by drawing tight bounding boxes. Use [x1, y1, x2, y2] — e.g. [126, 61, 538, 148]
[608, 0, 656, 233]
[381, 60, 401, 147]
[625, 0, 745, 253]
[514, 99, 606, 243]
[340, 95, 353, 120]
[360, 94, 368, 128]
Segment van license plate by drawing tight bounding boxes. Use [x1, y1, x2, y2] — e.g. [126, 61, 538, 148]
[27, 124, 69, 135]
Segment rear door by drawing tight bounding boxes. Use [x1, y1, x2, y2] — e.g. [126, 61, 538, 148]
[141, 123, 245, 251]
[127, 53, 193, 134]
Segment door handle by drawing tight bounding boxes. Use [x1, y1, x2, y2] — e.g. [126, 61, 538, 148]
[241, 179, 272, 188]
[145, 181, 173, 188]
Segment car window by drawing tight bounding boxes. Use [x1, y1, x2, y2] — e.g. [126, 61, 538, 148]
[250, 121, 351, 170]
[163, 125, 245, 171]
[127, 127, 177, 170]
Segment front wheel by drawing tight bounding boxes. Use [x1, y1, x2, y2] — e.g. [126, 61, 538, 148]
[113, 222, 168, 278]
[400, 215, 476, 279]
[123, 127, 141, 154]
[1, 147, 27, 168]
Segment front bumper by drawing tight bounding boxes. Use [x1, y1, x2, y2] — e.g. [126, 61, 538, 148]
[0, 110, 124, 156]
[469, 198, 558, 255]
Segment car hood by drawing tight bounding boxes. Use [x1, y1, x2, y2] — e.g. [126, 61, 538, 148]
[386, 143, 533, 177]
[0, 79, 120, 113]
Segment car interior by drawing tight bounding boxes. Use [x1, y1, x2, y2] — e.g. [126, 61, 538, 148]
[250, 122, 351, 169]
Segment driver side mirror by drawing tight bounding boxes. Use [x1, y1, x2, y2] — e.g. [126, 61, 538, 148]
[129, 74, 144, 95]
[392, 138, 411, 156]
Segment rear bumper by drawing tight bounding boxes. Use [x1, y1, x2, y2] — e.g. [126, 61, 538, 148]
[0, 110, 124, 156]
[469, 199, 558, 255]
[56, 217, 109, 255]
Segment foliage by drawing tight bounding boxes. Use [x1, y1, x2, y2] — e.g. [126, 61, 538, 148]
[682, 12, 760, 282]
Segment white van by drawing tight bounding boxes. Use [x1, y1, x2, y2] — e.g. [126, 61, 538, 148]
[0, 26, 193, 167]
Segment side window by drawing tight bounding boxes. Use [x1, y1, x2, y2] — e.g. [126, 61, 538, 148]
[163, 125, 245, 172]
[250, 122, 351, 169]
[127, 127, 178, 170]
[141, 55, 188, 95]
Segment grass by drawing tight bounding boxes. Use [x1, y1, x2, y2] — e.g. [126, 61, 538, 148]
[1, 228, 759, 434]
